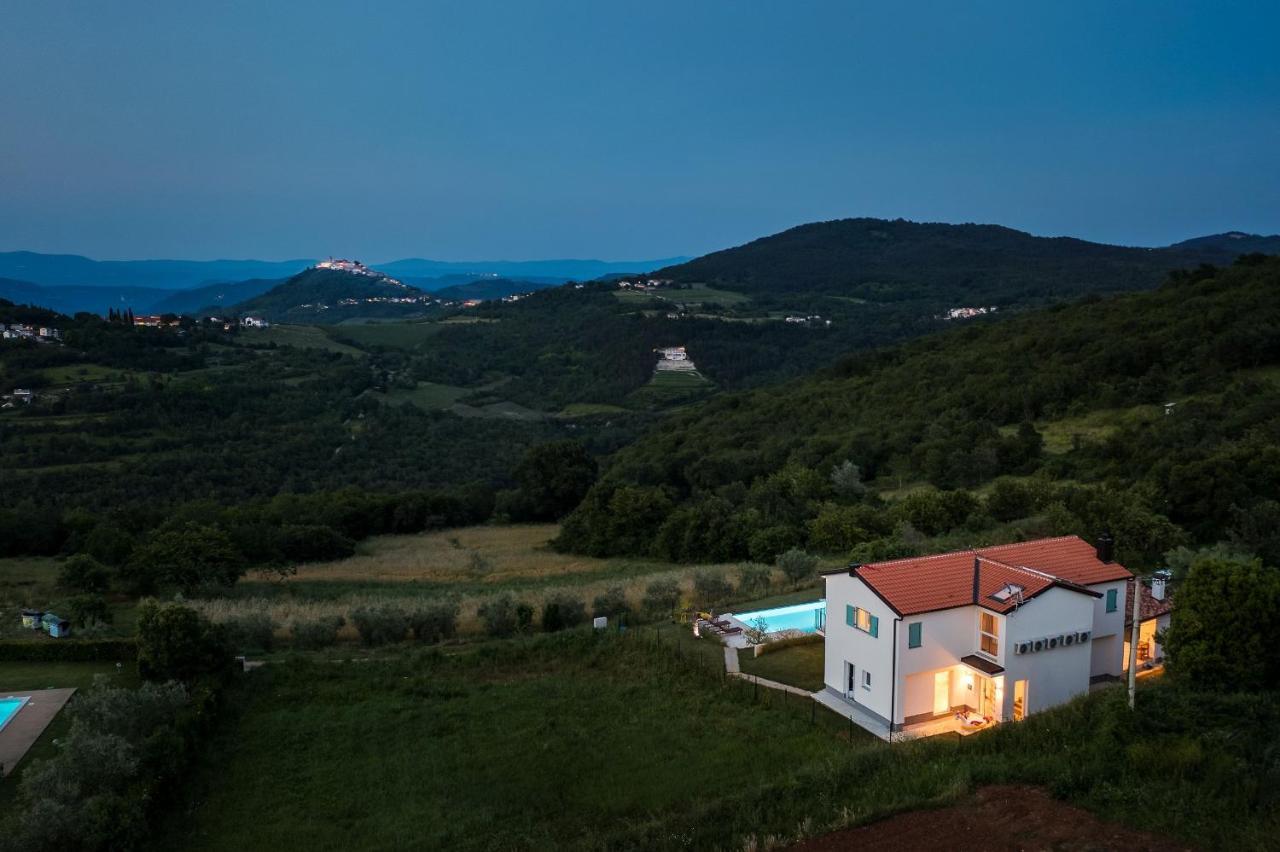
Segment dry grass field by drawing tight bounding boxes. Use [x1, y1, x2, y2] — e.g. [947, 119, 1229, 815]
[190, 524, 784, 638]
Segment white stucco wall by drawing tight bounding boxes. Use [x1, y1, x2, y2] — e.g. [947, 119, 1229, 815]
[1003, 587, 1095, 717]
[822, 572, 897, 725]
[1087, 579, 1127, 678]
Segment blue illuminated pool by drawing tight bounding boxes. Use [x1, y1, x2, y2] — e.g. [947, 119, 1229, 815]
[730, 600, 826, 634]
[0, 696, 29, 732]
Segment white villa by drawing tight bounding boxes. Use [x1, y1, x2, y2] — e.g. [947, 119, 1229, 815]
[817, 535, 1131, 740]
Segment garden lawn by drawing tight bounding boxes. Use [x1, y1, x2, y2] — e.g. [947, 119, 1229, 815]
[739, 640, 826, 692]
[170, 634, 841, 851]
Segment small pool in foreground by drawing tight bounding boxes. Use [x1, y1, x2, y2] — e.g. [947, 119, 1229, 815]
[0, 696, 30, 733]
[730, 600, 826, 634]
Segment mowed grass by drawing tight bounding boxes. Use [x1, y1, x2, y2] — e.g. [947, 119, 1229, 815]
[244, 324, 365, 356]
[331, 320, 444, 348]
[167, 634, 846, 851]
[739, 640, 827, 692]
[376, 381, 471, 410]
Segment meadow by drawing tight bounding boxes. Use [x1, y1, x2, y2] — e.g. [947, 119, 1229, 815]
[193, 525, 803, 639]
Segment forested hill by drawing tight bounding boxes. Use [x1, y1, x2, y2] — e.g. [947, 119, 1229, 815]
[653, 218, 1277, 302]
[229, 267, 428, 321]
[558, 254, 1280, 569]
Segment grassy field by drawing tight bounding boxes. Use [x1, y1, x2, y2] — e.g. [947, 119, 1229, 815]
[557, 402, 631, 417]
[331, 320, 445, 348]
[613, 282, 752, 309]
[376, 381, 471, 410]
[627, 368, 714, 408]
[244, 324, 365, 355]
[197, 524, 785, 637]
[162, 633, 858, 851]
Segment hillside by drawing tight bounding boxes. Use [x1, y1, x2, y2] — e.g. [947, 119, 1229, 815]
[149, 277, 285, 315]
[430, 277, 556, 301]
[0, 277, 178, 316]
[230, 266, 429, 322]
[0, 251, 313, 290]
[653, 218, 1276, 302]
[558, 254, 1280, 568]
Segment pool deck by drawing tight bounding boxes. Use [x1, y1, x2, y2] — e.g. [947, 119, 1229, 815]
[0, 688, 75, 777]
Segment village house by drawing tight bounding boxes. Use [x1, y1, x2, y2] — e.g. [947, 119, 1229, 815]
[1123, 573, 1173, 672]
[240, 316, 271, 328]
[816, 535, 1131, 740]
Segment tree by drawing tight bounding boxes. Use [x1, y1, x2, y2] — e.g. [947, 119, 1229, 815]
[1163, 556, 1280, 691]
[478, 593, 518, 638]
[776, 548, 819, 587]
[58, 554, 111, 594]
[641, 577, 681, 618]
[124, 523, 247, 595]
[692, 569, 733, 607]
[829, 460, 867, 500]
[591, 586, 630, 620]
[67, 593, 112, 628]
[509, 440, 598, 521]
[135, 601, 232, 682]
[736, 563, 772, 598]
[541, 592, 587, 632]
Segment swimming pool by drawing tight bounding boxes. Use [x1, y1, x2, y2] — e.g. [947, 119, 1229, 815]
[0, 696, 29, 733]
[729, 600, 826, 634]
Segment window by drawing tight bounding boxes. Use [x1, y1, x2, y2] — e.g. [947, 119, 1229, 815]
[848, 606, 878, 637]
[862, 670, 872, 689]
[1106, 588, 1118, 613]
[979, 611, 1000, 657]
[908, 622, 923, 648]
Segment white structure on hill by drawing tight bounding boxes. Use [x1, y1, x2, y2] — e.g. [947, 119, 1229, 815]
[655, 346, 697, 371]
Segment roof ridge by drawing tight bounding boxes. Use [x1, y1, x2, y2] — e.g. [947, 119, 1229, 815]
[977, 555, 1062, 583]
[863, 536, 1085, 572]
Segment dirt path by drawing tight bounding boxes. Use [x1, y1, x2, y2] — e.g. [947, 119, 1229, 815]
[784, 785, 1193, 852]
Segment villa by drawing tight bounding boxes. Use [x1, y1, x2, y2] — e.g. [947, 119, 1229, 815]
[817, 535, 1131, 740]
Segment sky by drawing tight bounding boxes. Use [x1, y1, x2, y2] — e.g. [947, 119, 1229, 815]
[1, 0, 1277, 261]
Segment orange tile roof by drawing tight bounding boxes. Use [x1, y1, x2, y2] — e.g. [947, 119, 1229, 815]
[847, 536, 1131, 616]
[1125, 578, 1174, 626]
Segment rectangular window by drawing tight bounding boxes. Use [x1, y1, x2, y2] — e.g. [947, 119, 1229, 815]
[846, 604, 854, 627]
[1106, 588, 1118, 613]
[856, 607, 871, 632]
[979, 611, 1000, 657]
[862, 670, 872, 689]
[908, 622, 922, 648]
[849, 607, 878, 637]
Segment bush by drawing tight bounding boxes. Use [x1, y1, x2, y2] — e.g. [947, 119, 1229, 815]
[291, 616, 344, 650]
[515, 602, 535, 634]
[776, 548, 819, 586]
[541, 592, 587, 633]
[349, 606, 410, 646]
[67, 593, 113, 628]
[591, 585, 630, 620]
[222, 612, 276, 653]
[692, 569, 733, 607]
[736, 563, 773, 598]
[408, 601, 459, 644]
[641, 578, 681, 618]
[478, 593, 518, 638]
[58, 553, 112, 594]
[747, 524, 804, 564]
[755, 632, 823, 656]
[136, 601, 233, 682]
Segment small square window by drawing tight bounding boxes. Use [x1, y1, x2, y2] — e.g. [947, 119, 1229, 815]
[862, 670, 872, 689]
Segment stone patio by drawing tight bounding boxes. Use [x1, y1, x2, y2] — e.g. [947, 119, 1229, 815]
[0, 688, 76, 777]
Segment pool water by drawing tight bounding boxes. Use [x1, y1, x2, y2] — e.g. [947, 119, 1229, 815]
[730, 600, 826, 634]
[0, 696, 28, 732]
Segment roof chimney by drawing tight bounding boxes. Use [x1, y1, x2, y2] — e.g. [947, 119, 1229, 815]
[847, 562, 861, 576]
[1151, 568, 1170, 601]
[1095, 533, 1114, 564]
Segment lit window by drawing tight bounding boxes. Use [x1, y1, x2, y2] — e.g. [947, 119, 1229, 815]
[850, 607, 879, 637]
[979, 611, 1000, 657]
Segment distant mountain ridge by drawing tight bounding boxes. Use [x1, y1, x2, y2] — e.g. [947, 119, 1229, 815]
[228, 266, 429, 322]
[653, 219, 1280, 302]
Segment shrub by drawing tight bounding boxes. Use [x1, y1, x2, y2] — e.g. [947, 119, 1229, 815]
[222, 612, 276, 652]
[67, 593, 113, 628]
[349, 606, 410, 646]
[591, 585, 630, 620]
[776, 548, 819, 586]
[0, 638, 136, 662]
[83, 522, 135, 566]
[692, 569, 733, 607]
[478, 593, 518, 638]
[408, 601, 459, 644]
[747, 524, 804, 564]
[541, 592, 587, 632]
[755, 632, 823, 656]
[292, 616, 344, 650]
[641, 578, 681, 618]
[736, 563, 772, 598]
[515, 602, 535, 634]
[135, 601, 232, 682]
[58, 554, 112, 594]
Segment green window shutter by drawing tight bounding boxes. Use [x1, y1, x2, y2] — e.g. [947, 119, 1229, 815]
[846, 604, 854, 627]
[908, 622, 922, 648]
[1106, 589, 1117, 612]
[870, 615, 879, 638]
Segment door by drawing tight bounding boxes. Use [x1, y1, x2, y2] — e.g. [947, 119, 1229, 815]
[846, 662, 857, 698]
[1013, 679, 1027, 721]
[933, 671, 950, 715]
[981, 676, 995, 718]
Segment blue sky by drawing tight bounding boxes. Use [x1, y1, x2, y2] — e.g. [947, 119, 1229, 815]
[1, 1, 1277, 260]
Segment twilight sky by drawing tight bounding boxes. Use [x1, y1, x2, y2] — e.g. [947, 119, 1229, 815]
[2, 1, 1277, 261]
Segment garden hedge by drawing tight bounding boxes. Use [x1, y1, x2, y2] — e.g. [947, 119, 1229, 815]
[0, 637, 137, 662]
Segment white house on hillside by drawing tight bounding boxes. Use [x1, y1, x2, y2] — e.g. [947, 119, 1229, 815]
[816, 535, 1130, 740]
